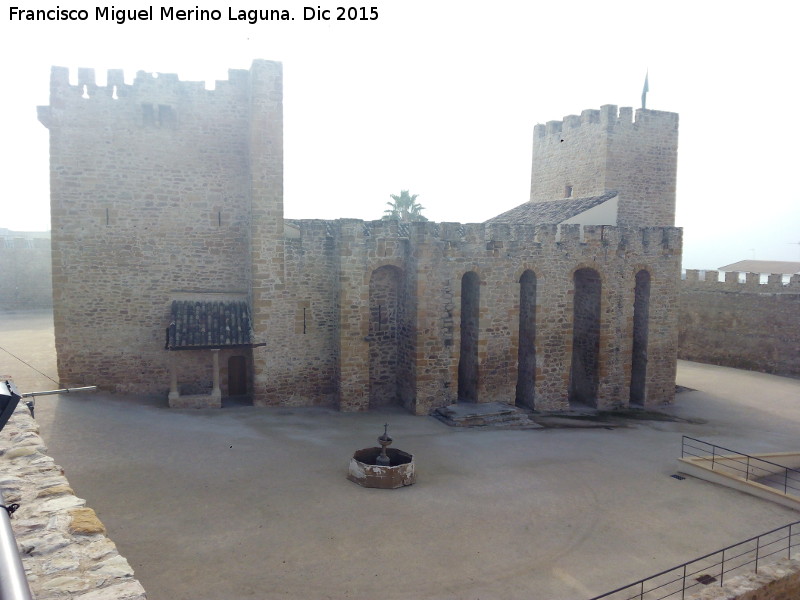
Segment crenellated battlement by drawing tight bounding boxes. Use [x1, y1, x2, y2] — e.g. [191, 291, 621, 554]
[292, 218, 681, 256]
[46, 65, 252, 102]
[683, 269, 800, 292]
[534, 104, 678, 138]
[37, 61, 282, 132]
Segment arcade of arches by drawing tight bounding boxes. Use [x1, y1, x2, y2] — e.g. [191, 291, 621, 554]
[368, 265, 652, 410]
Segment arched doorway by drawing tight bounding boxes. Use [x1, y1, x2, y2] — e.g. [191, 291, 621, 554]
[569, 268, 601, 407]
[458, 271, 480, 402]
[516, 270, 537, 408]
[368, 265, 403, 408]
[630, 270, 651, 405]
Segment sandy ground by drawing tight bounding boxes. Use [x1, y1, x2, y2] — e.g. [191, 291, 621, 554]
[1, 308, 798, 600]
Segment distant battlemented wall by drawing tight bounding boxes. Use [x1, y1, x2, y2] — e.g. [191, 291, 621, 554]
[531, 105, 679, 228]
[679, 270, 800, 376]
[0, 231, 52, 309]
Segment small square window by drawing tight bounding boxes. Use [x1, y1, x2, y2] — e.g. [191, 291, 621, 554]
[565, 185, 573, 198]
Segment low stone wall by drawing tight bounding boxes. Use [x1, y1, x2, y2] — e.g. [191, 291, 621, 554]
[0, 403, 146, 599]
[687, 555, 800, 599]
[679, 271, 800, 377]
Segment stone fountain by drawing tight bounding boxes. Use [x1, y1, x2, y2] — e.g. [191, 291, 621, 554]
[347, 424, 415, 489]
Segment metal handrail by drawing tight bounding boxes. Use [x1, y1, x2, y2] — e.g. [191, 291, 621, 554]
[587, 520, 799, 599]
[681, 436, 800, 495]
[0, 494, 34, 600]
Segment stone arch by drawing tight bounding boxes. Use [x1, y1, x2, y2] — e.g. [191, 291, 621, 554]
[630, 268, 652, 405]
[516, 269, 537, 408]
[362, 258, 405, 285]
[458, 270, 480, 402]
[569, 267, 602, 407]
[368, 265, 404, 408]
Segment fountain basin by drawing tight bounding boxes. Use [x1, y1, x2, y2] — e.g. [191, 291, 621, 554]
[347, 447, 416, 489]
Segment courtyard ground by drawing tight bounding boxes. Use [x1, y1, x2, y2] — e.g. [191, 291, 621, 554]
[1, 309, 798, 600]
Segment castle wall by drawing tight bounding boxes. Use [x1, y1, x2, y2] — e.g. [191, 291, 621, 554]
[40, 61, 682, 413]
[38, 64, 273, 393]
[679, 271, 800, 376]
[331, 221, 682, 413]
[0, 234, 52, 309]
[272, 220, 339, 406]
[531, 106, 679, 227]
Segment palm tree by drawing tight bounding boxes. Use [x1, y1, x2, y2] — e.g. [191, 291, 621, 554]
[382, 190, 428, 222]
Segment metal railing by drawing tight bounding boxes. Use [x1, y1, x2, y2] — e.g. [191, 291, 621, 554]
[681, 436, 800, 496]
[588, 520, 799, 600]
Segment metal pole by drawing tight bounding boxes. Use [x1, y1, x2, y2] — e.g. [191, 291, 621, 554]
[755, 536, 760, 572]
[681, 564, 686, 600]
[711, 445, 716, 470]
[0, 495, 34, 600]
[21, 386, 97, 398]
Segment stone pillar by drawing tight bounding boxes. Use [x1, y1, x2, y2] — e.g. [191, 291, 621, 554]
[211, 349, 221, 401]
[168, 353, 180, 405]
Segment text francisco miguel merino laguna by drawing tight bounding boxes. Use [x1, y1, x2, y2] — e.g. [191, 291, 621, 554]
[9, 5, 380, 24]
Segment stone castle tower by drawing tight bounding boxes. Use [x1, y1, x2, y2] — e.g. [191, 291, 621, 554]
[38, 60, 288, 405]
[530, 105, 679, 227]
[39, 60, 682, 413]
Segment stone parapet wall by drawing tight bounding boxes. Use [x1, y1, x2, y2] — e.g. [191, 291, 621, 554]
[679, 271, 800, 376]
[0, 403, 146, 599]
[687, 555, 800, 599]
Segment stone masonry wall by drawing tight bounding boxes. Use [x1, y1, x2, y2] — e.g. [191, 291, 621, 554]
[679, 271, 800, 376]
[331, 220, 682, 414]
[531, 106, 679, 227]
[269, 220, 338, 407]
[0, 234, 52, 309]
[0, 402, 146, 599]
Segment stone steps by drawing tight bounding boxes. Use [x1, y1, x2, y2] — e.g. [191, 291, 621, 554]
[432, 402, 542, 429]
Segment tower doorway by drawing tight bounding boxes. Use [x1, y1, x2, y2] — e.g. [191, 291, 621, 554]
[227, 355, 247, 396]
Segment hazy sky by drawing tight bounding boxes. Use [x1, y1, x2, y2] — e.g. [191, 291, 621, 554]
[2, 0, 798, 269]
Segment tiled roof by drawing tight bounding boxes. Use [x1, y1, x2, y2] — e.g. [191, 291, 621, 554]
[718, 260, 800, 274]
[167, 300, 252, 350]
[485, 191, 618, 225]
